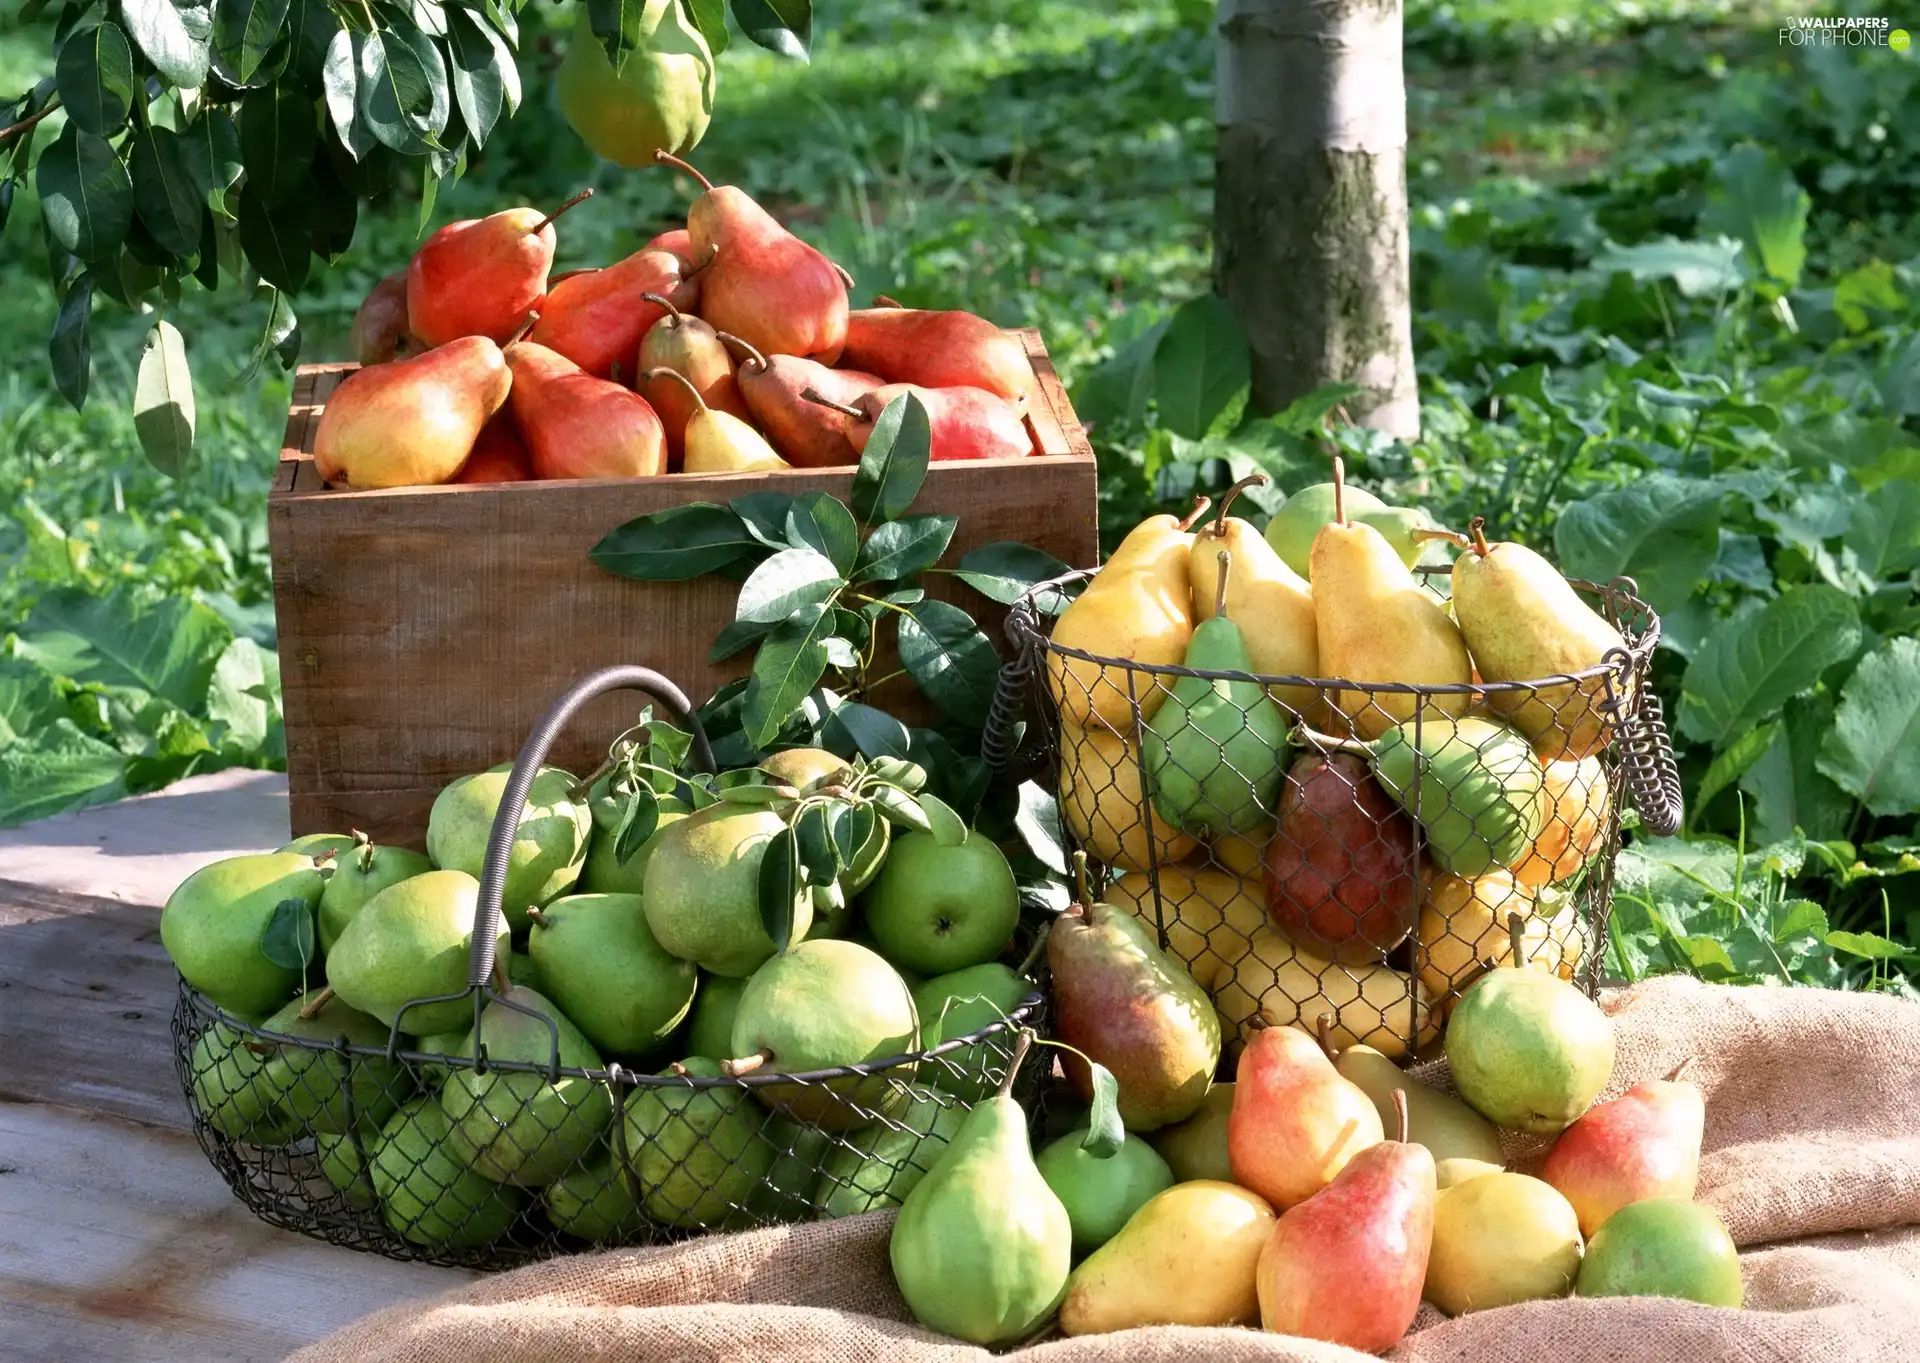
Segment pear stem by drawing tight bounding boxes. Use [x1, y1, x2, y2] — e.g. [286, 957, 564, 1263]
[506, 311, 539, 346]
[1289, 723, 1372, 760]
[641, 291, 683, 326]
[1175, 496, 1214, 533]
[1468, 515, 1493, 557]
[715, 332, 768, 373]
[652, 150, 714, 193]
[310, 847, 339, 867]
[801, 386, 866, 421]
[533, 188, 594, 234]
[871, 294, 905, 308]
[1315, 1011, 1338, 1062]
[1666, 1056, 1697, 1083]
[1214, 549, 1231, 619]
[644, 366, 711, 415]
[1412, 527, 1471, 548]
[998, 1028, 1034, 1099]
[668, 1061, 691, 1078]
[1014, 921, 1052, 978]
[1507, 911, 1530, 966]
[829, 260, 856, 290]
[524, 905, 549, 929]
[1210, 472, 1270, 535]
[1070, 849, 1092, 909]
[1331, 455, 1347, 526]
[721, 1047, 773, 1077]
[1392, 1088, 1410, 1145]
[296, 986, 335, 1020]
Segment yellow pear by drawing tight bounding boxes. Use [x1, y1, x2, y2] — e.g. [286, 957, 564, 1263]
[1436, 1157, 1505, 1190]
[1415, 873, 1584, 1015]
[1057, 719, 1197, 872]
[1450, 517, 1629, 761]
[1058, 1180, 1276, 1335]
[641, 367, 788, 473]
[1212, 818, 1272, 878]
[1425, 1172, 1583, 1315]
[1212, 925, 1436, 1060]
[1310, 460, 1471, 739]
[1104, 862, 1267, 990]
[1188, 476, 1321, 720]
[1048, 502, 1207, 729]
[1511, 757, 1610, 888]
[1332, 1035, 1505, 1168]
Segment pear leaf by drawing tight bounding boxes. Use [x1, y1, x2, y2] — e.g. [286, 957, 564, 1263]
[757, 825, 801, 952]
[1081, 1060, 1124, 1158]
[850, 390, 930, 525]
[793, 802, 841, 883]
[830, 800, 876, 868]
[1013, 780, 1068, 874]
[716, 782, 790, 806]
[611, 784, 659, 864]
[915, 791, 968, 848]
[869, 782, 932, 833]
[261, 897, 315, 971]
[866, 755, 927, 792]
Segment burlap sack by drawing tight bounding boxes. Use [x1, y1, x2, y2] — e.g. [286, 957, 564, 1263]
[289, 977, 1920, 1363]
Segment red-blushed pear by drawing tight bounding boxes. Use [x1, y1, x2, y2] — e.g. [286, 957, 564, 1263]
[407, 190, 594, 347]
[641, 369, 787, 473]
[718, 333, 882, 468]
[655, 151, 848, 363]
[453, 415, 532, 484]
[1541, 1059, 1705, 1237]
[349, 271, 421, 366]
[505, 341, 666, 480]
[644, 227, 699, 272]
[636, 293, 750, 466]
[803, 383, 1033, 462]
[839, 304, 1032, 402]
[314, 338, 510, 489]
[526, 248, 699, 382]
[1256, 1091, 1435, 1353]
[1228, 1021, 1382, 1210]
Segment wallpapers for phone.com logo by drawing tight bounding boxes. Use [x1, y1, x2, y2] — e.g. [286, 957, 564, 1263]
[1779, 16, 1910, 50]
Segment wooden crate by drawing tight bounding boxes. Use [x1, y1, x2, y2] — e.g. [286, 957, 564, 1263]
[267, 330, 1098, 848]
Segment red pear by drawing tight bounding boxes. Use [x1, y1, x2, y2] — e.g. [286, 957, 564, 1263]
[526, 246, 699, 382]
[644, 227, 700, 272]
[1541, 1062, 1704, 1236]
[637, 293, 750, 466]
[839, 305, 1032, 402]
[1256, 1091, 1435, 1352]
[719, 333, 882, 468]
[804, 383, 1032, 462]
[1264, 752, 1421, 963]
[505, 341, 666, 479]
[349, 271, 422, 366]
[452, 415, 532, 483]
[1228, 1023, 1382, 1210]
[407, 190, 593, 347]
[314, 338, 509, 489]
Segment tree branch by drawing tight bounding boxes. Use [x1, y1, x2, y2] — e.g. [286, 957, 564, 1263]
[0, 97, 60, 147]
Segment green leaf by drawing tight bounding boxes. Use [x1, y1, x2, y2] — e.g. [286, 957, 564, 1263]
[785, 492, 859, 575]
[323, 29, 376, 160]
[710, 617, 774, 664]
[1691, 719, 1779, 823]
[1014, 780, 1068, 874]
[915, 792, 968, 848]
[1678, 586, 1862, 746]
[286, 0, 342, 87]
[122, 0, 214, 87]
[1268, 381, 1365, 436]
[236, 183, 310, 291]
[48, 271, 93, 412]
[1742, 694, 1855, 844]
[260, 896, 316, 971]
[1818, 637, 1920, 817]
[866, 755, 927, 793]
[1825, 930, 1912, 962]
[687, 0, 729, 55]
[823, 700, 910, 760]
[735, 548, 843, 625]
[18, 587, 232, 711]
[356, 25, 437, 154]
[1775, 900, 1828, 941]
[37, 124, 135, 262]
[612, 784, 659, 862]
[591, 503, 757, 580]
[1844, 478, 1920, 581]
[851, 391, 931, 525]
[793, 802, 840, 883]
[241, 284, 300, 380]
[1080, 1061, 1124, 1158]
[130, 127, 204, 257]
[1831, 260, 1906, 334]
[869, 781, 932, 834]
[0, 720, 127, 828]
[742, 604, 833, 748]
[1554, 475, 1722, 615]
[1152, 294, 1250, 440]
[205, 637, 273, 754]
[853, 514, 957, 585]
[1591, 237, 1746, 297]
[212, 0, 292, 86]
[1701, 146, 1808, 290]
[830, 799, 876, 867]
[1073, 314, 1167, 430]
[0, 657, 66, 745]
[134, 320, 195, 477]
[180, 109, 243, 199]
[239, 84, 318, 207]
[447, 9, 508, 146]
[953, 541, 1073, 612]
[756, 825, 802, 951]
[897, 599, 999, 728]
[731, 0, 810, 60]
[732, 490, 799, 548]
[56, 20, 137, 137]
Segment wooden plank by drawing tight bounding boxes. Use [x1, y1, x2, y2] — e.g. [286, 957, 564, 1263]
[1019, 327, 1092, 458]
[0, 880, 189, 1130]
[0, 1102, 471, 1363]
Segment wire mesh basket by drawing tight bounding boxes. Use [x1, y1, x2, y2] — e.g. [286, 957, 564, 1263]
[985, 557, 1681, 1064]
[173, 665, 1049, 1269]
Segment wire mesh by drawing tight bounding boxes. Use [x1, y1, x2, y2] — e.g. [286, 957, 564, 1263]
[999, 566, 1677, 1062]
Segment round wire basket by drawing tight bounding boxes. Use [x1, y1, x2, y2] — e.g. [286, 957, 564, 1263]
[173, 665, 1049, 1269]
[984, 560, 1682, 1063]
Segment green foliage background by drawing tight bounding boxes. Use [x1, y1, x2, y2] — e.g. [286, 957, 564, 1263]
[2, 0, 1916, 988]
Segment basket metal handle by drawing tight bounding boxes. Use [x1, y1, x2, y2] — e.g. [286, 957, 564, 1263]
[1603, 645, 1684, 838]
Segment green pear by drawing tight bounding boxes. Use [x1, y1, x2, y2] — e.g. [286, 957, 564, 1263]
[326, 870, 509, 1037]
[1576, 1198, 1742, 1306]
[191, 1022, 291, 1142]
[317, 835, 434, 953]
[685, 974, 748, 1060]
[439, 985, 612, 1186]
[751, 1123, 832, 1223]
[913, 964, 1033, 1102]
[1366, 716, 1547, 876]
[728, 939, 918, 1130]
[862, 830, 1020, 975]
[371, 1096, 526, 1248]
[579, 790, 690, 896]
[1334, 1042, 1505, 1168]
[813, 1084, 967, 1218]
[526, 893, 697, 1056]
[1035, 1129, 1175, 1256]
[889, 1089, 1073, 1345]
[556, 1, 713, 169]
[417, 1028, 471, 1058]
[1426, 1172, 1582, 1314]
[1147, 1082, 1235, 1183]
[161, 852, 327, 1017]
[506, 949, 539, 989]
[315, 1126, 381, 1209]
[624, 1057, 774, 1229]
[546, 1158, 646, 1243]
[426, 763, 591, 931]
[280, 833, 359, 857]
[257, 988, 410, 1135]
[846, 929, 923, 988]
[643, 804, 813, 976]
[1264, 482, 1429, 579]
[1142, 585, 1289, 837]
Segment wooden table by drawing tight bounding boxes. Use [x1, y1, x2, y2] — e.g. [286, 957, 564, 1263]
[0, 876, 474, 1362]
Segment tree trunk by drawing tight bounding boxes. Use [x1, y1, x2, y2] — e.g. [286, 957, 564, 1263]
[1214, 0, 1419, 439]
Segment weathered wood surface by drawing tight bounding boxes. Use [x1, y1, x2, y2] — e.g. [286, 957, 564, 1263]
[268, 329, 1098, 847]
